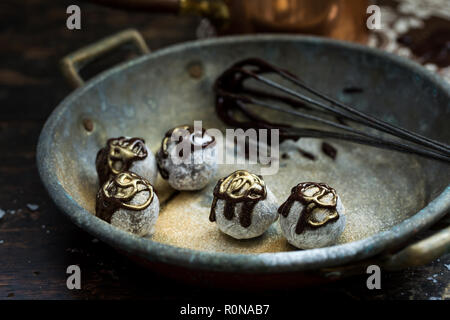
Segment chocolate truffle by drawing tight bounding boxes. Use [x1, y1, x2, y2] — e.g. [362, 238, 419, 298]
[156, 125, 217, 190]
[278, 182, 345, 249]
[209, 170, 278, 239]
[95, 171, 159, 237]
[96, 136, 158, 186]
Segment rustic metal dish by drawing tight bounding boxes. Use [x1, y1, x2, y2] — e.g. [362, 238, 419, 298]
[37, 30, 450, 287]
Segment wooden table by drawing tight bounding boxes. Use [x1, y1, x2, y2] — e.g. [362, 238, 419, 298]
[0, 0, 449, 300]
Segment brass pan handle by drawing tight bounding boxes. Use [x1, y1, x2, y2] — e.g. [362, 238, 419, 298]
[383, 224, 450, 270]
[322, 223, 450, 278]
[60, 29, 150, 88]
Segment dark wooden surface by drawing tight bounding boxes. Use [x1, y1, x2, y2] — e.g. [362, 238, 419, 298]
[0, 0, 449, 300]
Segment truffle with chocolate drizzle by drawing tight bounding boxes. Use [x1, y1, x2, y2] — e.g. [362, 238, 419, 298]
[209, 170, 278, 239]
[96, 136, 158, 186]
[278, 182, 345, 249]
[95, 171, 160, 237]
[156, 125, 217, 190]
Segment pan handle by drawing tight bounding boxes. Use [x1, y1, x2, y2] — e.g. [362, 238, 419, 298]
[60, 29, 150, 88]
[321, 222, 450, 278]
[382, 224, 450, 270]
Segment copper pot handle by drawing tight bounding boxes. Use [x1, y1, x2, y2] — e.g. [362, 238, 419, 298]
[86, 0, 181, 13]
[60, 29, 150, 88]
[86, 0, 230, 27]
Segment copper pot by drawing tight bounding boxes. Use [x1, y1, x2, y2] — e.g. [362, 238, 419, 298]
[87, 0, 369, 42]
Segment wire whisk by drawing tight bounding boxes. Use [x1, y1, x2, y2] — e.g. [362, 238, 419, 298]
[213, 58, 450, 163]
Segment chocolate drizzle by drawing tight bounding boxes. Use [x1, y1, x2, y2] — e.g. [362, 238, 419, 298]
[214, 59, 309, 143]
[278, 182, 339, 234]
[297, 147, 316, 161]
[209, 170, 267, 228]
[95, 171, 154, 223]
[157, 125, 216, 180]
[96, 137, 148, 185]
[321, 142, 337, 160]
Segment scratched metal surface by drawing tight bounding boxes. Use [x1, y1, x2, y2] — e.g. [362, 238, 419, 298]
[37, 35, 450, 273]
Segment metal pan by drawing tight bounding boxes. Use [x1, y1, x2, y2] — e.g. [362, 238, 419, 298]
[37, 29, 450, 287]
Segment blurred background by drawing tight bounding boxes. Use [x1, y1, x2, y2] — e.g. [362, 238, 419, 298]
[0, 0, 449, 300]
